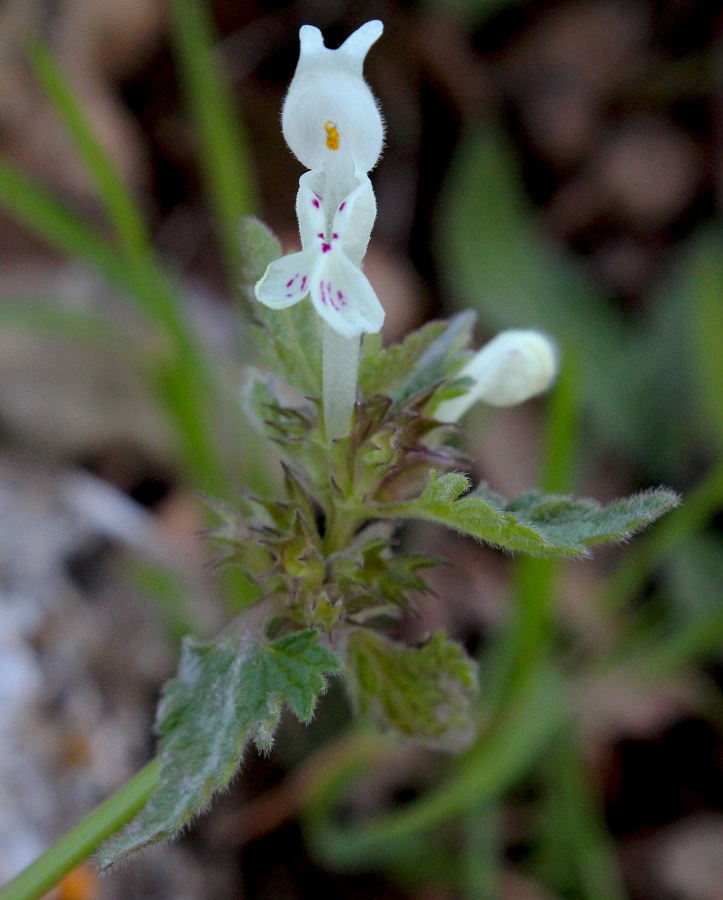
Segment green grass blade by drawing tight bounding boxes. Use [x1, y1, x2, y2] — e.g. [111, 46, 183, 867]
[0, 158, 128, 286]
[0, 298, 122, 346]
[27, 42, 189, 335]
[602, 456, 723, 613]
[303, 666, 565, 868]
[536, 736, 626, 900]
[24, 41, 248, 501]
[171, 0, 257, 288]
[461, 803, 501, 900]
[678, 227, 723, 451]
[28, 41, 150, 262]
[493, 357, 579, 705]
[0, 761, 160, 900]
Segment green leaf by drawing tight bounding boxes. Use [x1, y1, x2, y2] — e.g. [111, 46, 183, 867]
[505, 488, 681, 548]
[372, 472, 679, 557]
[255, 303, 323, 398]
[358, 318, 460, 399]
[330, 534, 435, 620]
[240, 217, 323, 397]
[239, 216, 282, 290]
[345, 629, 478, 749]
[98, 628, 340, 868]
[373, 472, 566, 556]
[358, 313, 474, 406]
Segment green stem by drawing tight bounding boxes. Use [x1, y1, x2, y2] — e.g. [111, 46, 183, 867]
[0, 760, 160, 900]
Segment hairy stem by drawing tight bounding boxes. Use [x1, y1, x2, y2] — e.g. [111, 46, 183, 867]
[322, 323, 359, 441]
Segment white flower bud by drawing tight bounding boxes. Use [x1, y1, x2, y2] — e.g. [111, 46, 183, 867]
[282, 21, 385, 173]
[435, 330, 558, 422]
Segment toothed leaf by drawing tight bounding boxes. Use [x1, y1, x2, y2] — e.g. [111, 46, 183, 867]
[359, 313, 475, 406]
[98, 628, 340, 868]
[345, 629, 478, 749]
[372, 472, 679, 557]
[503, 487, 681, 548]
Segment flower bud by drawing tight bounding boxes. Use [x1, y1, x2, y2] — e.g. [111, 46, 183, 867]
[282, 21, 385, 173]
[435, 330, 558, 422]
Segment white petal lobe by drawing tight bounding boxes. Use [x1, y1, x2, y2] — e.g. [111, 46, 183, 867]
[254, 249, 315, 309]
[310, 251, 384, 338]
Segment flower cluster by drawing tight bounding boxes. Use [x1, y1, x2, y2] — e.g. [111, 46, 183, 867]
[254, 21, 558, 437]
[255, 21, 385, 339]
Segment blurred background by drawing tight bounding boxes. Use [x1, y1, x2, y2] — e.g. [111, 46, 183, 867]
[0, 0, 722, 897]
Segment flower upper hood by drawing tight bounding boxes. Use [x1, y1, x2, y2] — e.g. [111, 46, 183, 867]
[282, 20, 385, 173]
[255, 21, 386, 339]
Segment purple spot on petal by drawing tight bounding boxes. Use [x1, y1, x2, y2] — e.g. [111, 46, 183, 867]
[321, 243, 332, 253]
[332, 233, 339, 240]
[285, 276, 295, 288]
[317, 232, 324, 239]
[339, 201, 346, 211]
[325, 281, 339, 311]
[312, 198, 320, 208]
[301, 276, 307, 290]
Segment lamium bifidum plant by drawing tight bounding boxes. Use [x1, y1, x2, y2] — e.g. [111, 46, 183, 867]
[87, 20, 679, 868]
[0, 19, 679, 894]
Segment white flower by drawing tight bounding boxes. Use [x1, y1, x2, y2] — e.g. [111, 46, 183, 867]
[282, 21, 384, 175]
[254, 168, 384, 338]
[435, 330, 558, 422]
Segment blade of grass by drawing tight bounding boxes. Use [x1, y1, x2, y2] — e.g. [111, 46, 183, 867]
[687, 228, 723, 451]
[27, 41, 192, 337]
[0, 298, 123, 346]
[494, 353, 579, 704]
[0, 761, 160, 900]
[303, 665, 564, 868]
[461, 802, 501, 900]
[536, 735, 625, 900]
[601, 456, 723, 613]
[171, 0, 257, 289]
[25, 41, 246, 500]
[29, 41, 150, 263]
[0, 159, 128, 286]
[19, 40, 265, 604]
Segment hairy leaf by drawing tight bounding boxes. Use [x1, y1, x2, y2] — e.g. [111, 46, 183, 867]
[255, 301, 323, 398]
[359, 321, 448, 397]
[374, 471, 567, 556]
[345, 629, 478, 749]
[240, 217, 322, 396]
[373, 472, 679, 557]
[359, 313, 474, 407]
[239, 216, 282, 289]
[504, 488, 681, 548]
[98, 629, 340, 868]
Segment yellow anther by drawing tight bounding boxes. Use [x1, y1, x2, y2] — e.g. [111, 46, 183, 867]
[324, 120, 340, 151]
